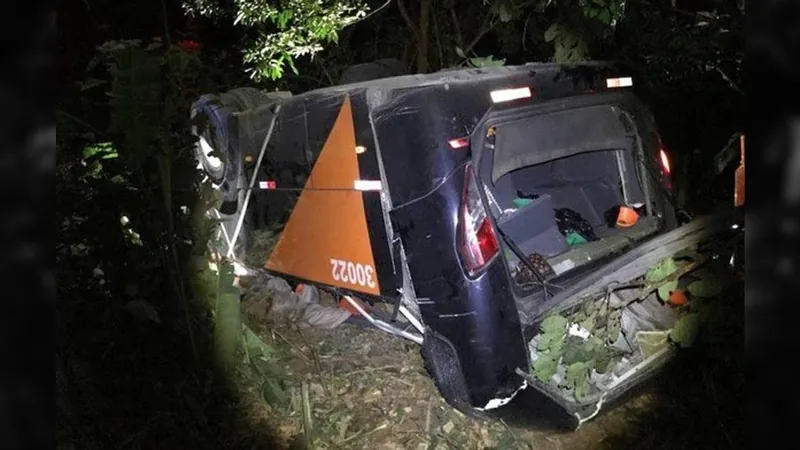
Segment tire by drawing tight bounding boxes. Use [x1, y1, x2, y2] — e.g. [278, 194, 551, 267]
[421, 329, 488, 420]
[338, 58, 408, 85]
[190, 90, 257, 264]
[191, 89, 268, 213]
[190, 96, 229, 185]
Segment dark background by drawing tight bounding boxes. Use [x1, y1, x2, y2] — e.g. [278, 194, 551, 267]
[0, 0, 786, 448]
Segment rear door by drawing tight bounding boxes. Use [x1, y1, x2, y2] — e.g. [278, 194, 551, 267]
[260, 92, 398, 299]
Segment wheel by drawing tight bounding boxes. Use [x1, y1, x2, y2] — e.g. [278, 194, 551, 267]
[191, 90, 257, 264]
[338, 58, 408, 85]
[191, 94, 241, 212]
[190, 97, 229, 185]
[421, 329, 489, 419]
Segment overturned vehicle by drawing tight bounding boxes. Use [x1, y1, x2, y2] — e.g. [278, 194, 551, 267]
[191, 62, 742, 426]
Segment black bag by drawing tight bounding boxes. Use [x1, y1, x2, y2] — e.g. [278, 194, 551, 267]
[554, 207, 597, 241]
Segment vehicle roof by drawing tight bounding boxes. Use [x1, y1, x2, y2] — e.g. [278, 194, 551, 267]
[292, 61, 617, 100]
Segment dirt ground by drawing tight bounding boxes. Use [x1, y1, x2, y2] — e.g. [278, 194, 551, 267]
[238, 286, 744, 450]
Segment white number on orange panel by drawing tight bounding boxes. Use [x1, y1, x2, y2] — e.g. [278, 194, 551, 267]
[329, 258, 376, 288]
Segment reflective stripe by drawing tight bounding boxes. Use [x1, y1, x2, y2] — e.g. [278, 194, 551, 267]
[354, 180, 382, 191]
[490, 87, 532, 103]
[606, 77, 633, 88]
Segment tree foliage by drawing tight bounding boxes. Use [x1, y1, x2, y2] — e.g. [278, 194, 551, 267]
[183, 0, 369, 81]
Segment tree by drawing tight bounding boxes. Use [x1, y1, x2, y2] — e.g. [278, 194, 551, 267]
[183, 0, 370, 81]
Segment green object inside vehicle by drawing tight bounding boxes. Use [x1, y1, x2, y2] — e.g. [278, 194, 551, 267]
[566, 232, 588, 246]
[512, 197, 534, 208]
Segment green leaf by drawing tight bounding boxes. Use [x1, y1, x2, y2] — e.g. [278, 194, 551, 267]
[562, 336, 596, 365]
[597, 9, 612, 24]
[541, 314, 568, 333]
[579, 314, 597, 332]
[497, 4, 513, 22]
[563, 361, 590, 398]
[594, 350, 612, 373]
[262, 377, 289, 407]
[243, 326, 275, 360]
[646, 257, 679, 284]
[538, 331, 565, 352]
[607, 318, 621, 343]
[533, 353, 559, 382]
[82, 142, 118, 160]
[670, 313, 701, 348]
[455, 47, 466, 58]
[574, 377, 590, 400]
[544, 23, 560, 43]
[687, 278, 724, 298]
[658, 280, 679, 301]
[551, 335, 567, 356]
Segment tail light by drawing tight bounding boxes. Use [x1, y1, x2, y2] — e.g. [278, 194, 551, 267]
[458, 163, 499, 276]
[659, 149, 671, 176]
[658, 146, 673, 190]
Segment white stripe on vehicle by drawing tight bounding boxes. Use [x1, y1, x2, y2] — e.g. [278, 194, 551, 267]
[354, 180, 382, 191]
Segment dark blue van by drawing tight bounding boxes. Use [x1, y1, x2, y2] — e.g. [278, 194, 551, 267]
[191, 62, 680, 422]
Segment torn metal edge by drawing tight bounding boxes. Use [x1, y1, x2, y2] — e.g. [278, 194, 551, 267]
[475, 380, 528, 411]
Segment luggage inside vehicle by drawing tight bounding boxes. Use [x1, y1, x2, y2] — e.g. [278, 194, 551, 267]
[476, 104, 663, 285]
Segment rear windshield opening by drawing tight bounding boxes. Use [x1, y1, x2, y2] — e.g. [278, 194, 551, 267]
[478, 106, 661, 286]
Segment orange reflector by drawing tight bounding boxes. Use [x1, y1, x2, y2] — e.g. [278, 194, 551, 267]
[448, 137, 469, 149]
[490, 87, 532, 103]
[616, 206, 640, 228]
[606, 77, 633, 88]
[659, 149, 671, 175]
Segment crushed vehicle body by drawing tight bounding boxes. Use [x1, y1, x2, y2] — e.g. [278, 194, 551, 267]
[191, 62, 741, 423]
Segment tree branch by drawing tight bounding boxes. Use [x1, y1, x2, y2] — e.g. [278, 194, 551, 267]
[397, 0, 421, 44]
[715, 66, 743, 95]
[462, 16, 496, 57]
[447, 2, 464, 50]
[346, 0, 394, 28]
[433, 8, 444, 70]
[417, 0, 430, 73]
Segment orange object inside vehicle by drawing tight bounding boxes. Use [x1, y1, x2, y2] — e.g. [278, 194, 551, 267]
[616, 206, 640, 228]
[668, 289, 688, 306]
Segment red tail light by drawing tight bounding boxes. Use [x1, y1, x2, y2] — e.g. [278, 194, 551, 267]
[448, 137, 470, 149]
[458, 163, 499, 276]
[658, 148, 673, 190]
[659, 149, 671, 175]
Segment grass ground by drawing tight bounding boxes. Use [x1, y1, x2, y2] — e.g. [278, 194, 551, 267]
[237, 279, 744, 450]
[56, 231, 742, 450]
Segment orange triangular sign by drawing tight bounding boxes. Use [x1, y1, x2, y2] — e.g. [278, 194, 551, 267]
[265, 97, 380, 295]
